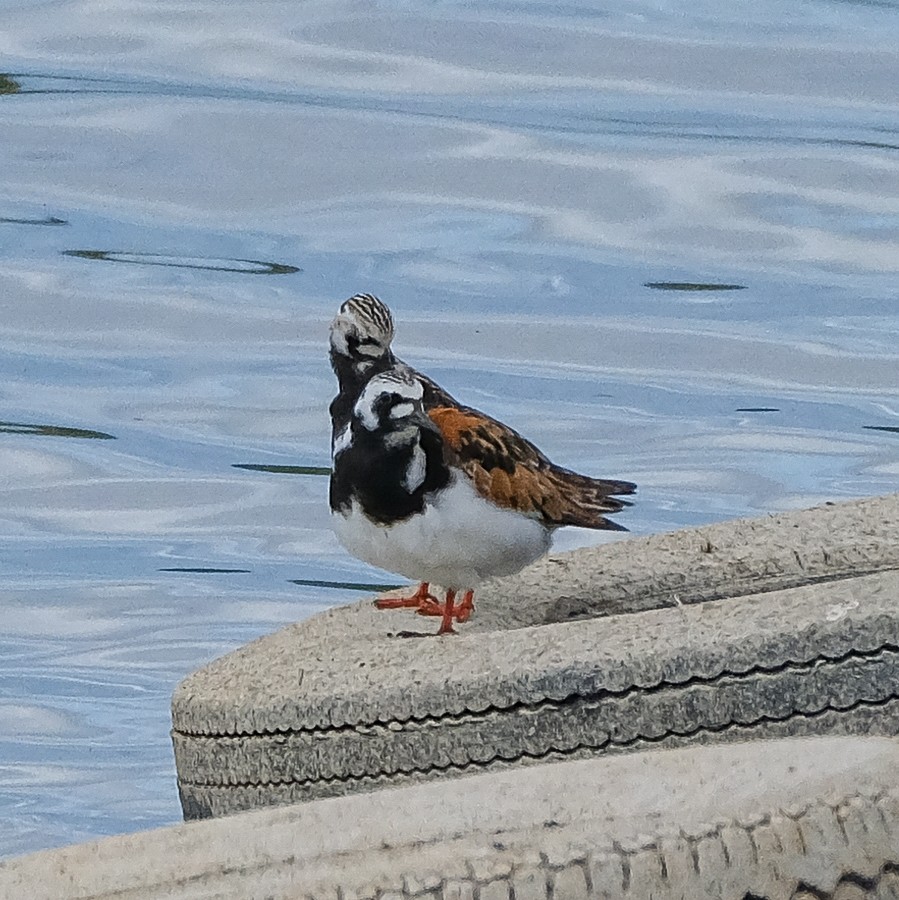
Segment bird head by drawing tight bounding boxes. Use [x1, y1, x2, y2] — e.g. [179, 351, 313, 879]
[329, 294, 396, 382]
[353, 370, 427, 444]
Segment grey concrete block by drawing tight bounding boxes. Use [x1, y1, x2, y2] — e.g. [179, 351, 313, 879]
[477, 880, 511, 900]
[442, 882, 475, 900]
[550, 865, 589, 899]
[509, 867, 546, 900]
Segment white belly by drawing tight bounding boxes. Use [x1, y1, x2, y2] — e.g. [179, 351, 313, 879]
[332, 474, 552, 589]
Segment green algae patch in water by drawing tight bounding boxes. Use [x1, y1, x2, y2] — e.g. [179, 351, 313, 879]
[289, 578, 403, 592]
[0, 421, 116, 440]
[0, 74, 21, 95]
[1, 215, 68, 226]
[645, 282, 747, 292]
[233, 463, 331, 476]
[62, 250, 301, 275]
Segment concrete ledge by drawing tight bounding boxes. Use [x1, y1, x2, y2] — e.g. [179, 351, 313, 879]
[4, 737, 899, 900]
[172, 493, 899, 818]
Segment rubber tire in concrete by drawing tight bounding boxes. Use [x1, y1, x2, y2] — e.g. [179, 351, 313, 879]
[172, 493, 899, 819]
[5, 738, 899, 900]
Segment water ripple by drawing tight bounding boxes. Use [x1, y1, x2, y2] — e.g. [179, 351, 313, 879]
[0, 422, 115, 440]
[61, 251, 301, 275]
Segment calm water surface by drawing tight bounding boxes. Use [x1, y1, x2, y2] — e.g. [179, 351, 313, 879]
[1, 0, 899, 858]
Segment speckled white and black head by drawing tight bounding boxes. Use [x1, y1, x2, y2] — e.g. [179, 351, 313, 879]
[352, 370, 424, 434]
[329, 293, 396, 386]
[330, 371, 451, 526]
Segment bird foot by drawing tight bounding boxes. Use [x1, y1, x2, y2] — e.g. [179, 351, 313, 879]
[415, 589, 474, 618]
[374, 582, 438, 610]
[416, 589, 475, 635]
[376, 584, 475, 636]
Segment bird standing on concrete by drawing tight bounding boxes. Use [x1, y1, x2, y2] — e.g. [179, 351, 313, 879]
[328, 293, 636, 634]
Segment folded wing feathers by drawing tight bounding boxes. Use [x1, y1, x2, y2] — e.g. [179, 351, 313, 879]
[428, 404, 636, 531]
[544, 467, 636, 530]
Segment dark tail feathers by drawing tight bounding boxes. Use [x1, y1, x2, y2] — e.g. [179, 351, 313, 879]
[550, 471, 637, 531]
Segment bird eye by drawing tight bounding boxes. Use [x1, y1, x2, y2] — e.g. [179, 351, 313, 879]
[354, 334, 385, 357]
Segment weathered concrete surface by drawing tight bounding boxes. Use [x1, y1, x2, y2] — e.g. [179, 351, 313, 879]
[3, 737, 899, 900]
[172, 493, 899, 817]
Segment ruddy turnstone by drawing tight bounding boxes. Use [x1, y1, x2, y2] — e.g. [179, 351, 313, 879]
[329, 293, 636, 635]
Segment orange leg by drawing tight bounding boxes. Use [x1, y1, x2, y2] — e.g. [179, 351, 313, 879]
[374, 582, 438, 611]
[436, 588, 457, 636]
[455, 589, 475, 623]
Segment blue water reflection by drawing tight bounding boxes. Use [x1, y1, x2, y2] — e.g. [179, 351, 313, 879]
[1, 0, 899, 859]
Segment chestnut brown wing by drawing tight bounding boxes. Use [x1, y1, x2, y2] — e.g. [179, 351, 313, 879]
[428, 405, 635, 530]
